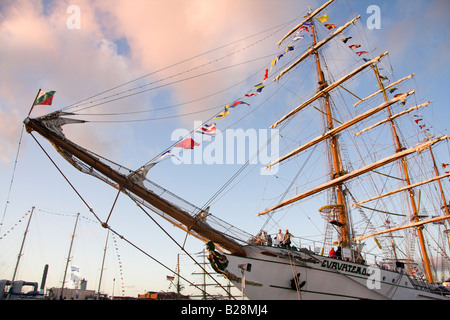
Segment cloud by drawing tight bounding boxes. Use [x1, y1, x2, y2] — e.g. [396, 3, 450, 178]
[0, 0, 313, 164]
[95, 0, 312, 123]
[0, 0, 138, 162]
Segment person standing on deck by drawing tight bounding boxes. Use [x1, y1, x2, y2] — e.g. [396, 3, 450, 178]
[275, 229, 284, 247]
[283, 229, 293, 248]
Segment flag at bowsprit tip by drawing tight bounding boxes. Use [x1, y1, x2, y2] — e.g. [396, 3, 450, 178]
[34, 90, 56, 106]
[174, 138, 200, 149]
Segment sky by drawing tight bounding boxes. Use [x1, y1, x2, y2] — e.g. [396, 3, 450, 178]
[1, 0, 450, 298]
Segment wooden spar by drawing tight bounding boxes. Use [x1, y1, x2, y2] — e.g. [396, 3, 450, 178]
[257, 135, 450, 216]
[355, 100, 432, 136]
[274, 15, 361, 82]
[353, 215, 450, 242]
[277, 0, 335, 46]
[24, 117, 247, 257]
[353, 74, 415, 108]
[352, 172, 450, 207]
[266, 90, 415, 169]
[271, 51, 388, 129]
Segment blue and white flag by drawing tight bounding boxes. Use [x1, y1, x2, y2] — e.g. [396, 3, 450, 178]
[196, 123, 217, 136]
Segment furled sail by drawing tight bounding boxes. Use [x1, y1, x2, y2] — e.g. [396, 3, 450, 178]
[353, 73, 415, 108]
[352, 172, 450, 207]
[274, 15, 361, 82]
[353, 215, 450, 242]
[271, 51, 389, 128]
[277, 0, 335, 46]
[354, 100, 432, 136]
[266, 91, 415, 168]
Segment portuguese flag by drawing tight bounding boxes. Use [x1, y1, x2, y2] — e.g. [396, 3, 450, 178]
[34, 90, 56, 106]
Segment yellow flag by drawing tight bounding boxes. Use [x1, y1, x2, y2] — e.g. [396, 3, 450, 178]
[213, 106, 230, 119]
[270, 58, 277, 73]
[316, 14, 329, 23]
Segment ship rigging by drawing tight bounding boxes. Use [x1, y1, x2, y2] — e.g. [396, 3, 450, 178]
[21, 0, 450, 299]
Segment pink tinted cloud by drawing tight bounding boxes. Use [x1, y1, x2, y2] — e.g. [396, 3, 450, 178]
[99, 0, 310, 122]
[0, 0, 310, 163]
[0, 0, 139, 162]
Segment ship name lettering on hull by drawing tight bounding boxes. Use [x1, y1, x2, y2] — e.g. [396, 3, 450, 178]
[321, 260, 369, 276]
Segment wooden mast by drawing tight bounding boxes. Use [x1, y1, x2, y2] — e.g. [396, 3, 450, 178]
[372, 65, 435, 283]
[10, 206, 35, 284]
[310, 18, 351, 248]
[429, 147, 450, 253]
[60, 212, 80, 300]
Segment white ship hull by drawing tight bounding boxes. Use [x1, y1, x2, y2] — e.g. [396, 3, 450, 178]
[215, 246, 449, 300]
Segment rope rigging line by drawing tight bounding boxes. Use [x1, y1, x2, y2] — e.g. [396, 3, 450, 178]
[169, 59, 312, 229]
[0, 210, 30, 240]
[61, 16, 302, 115]
[1, 125, 25, 234]
[73, 53, 276, 120]
[136, 53, 295, 168]
[260, 143, 318, 232]
[74, 68, 262, 117]
[84, 104, 224, 123]
[198, 79, 293, 212]
[29, 132, 230, 299]
[133, 201, 236, 299]
[69, 54, 276, 116]
[193, 48, 318, 213]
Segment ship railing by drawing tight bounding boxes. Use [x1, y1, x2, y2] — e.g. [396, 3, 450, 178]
[408, 277, 434, 293]
[409, 277, 450, 296]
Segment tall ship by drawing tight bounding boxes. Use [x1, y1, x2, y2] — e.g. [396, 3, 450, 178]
[23, 0, 450, 300]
